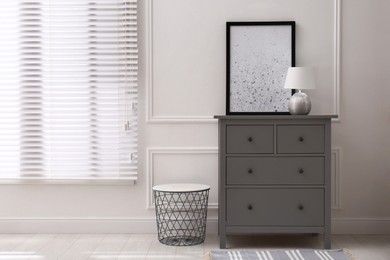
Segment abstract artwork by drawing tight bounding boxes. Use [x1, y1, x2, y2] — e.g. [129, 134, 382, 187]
[226, 22, 295, 114]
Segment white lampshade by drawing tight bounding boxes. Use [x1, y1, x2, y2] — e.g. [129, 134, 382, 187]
[284, 67, 316, 90]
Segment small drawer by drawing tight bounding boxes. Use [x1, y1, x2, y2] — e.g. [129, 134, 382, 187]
[226, 125, 274, 154]
[226, 188, 324, 226]
[277, 125, 325, 154]
[226, 157, 324, 185]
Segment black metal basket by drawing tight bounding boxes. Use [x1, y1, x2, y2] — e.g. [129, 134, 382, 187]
[153, 189, 209, 246]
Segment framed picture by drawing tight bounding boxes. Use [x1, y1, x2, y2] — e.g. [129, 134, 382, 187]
[226, 21, 295, 114]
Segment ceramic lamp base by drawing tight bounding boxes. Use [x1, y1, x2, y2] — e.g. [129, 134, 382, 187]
[288, 91, 311, 115]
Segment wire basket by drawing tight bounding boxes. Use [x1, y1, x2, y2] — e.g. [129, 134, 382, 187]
[153, 188, 210, 246]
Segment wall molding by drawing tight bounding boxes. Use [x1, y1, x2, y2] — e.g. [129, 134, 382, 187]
[331, 147, 341, 210]
[0, 217, 218, 234]
[1, 217, 389, 234]
[145, 0, 341, 123]
[146, 147, 219, 210]
[332, 0, 341, 123]
[145, 0, 217, 124]
[332, 218, 390, 234]
[143, 0, 222, 123]
[147, 116, 217, 124]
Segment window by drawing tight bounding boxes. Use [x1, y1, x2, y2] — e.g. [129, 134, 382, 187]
[0, 0, 138, 180]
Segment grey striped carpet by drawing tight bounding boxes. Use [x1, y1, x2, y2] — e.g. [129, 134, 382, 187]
[208, 249, 353, 260]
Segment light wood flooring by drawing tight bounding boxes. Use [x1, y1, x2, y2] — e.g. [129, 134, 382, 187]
[0, 234, 388, 259]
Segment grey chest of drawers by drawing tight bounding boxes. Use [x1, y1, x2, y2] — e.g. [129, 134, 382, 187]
[214, 115, 337, 249]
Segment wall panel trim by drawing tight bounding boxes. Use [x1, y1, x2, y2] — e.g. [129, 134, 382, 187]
[331, 147, 342, 210]
[333, 0, 341, 122]
[145, 0, 341, 123]
[146, 147, 219, 210]
[145, 0, 218, 124]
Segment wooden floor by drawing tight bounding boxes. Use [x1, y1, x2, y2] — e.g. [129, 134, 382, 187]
[0, 234, 388, 259]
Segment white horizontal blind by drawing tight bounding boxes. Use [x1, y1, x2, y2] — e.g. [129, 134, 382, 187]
[0, 0, 138, 180]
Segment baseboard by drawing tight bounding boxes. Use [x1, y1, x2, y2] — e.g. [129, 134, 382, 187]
[332, 218, 390, 234]
[0, 218, 218, 234]
[0, 218, 388, 234]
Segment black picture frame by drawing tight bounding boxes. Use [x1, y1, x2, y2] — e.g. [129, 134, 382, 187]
[226, 21, 295, 115]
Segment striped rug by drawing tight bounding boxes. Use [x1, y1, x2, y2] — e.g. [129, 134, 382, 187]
[207, 249, 354, 260]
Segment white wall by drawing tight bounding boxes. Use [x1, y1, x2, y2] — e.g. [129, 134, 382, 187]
[331, 0, 390, 233]
[0, 0, 389, 234]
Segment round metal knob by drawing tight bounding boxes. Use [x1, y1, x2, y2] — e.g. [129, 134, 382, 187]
[298, 205, 304, 211]
[247, 169, 253, 174]
[247, 137, 253, 142]
[299, 168, 304, 174]
[248, 204, 253, 210]
[298, 137, 304, 142]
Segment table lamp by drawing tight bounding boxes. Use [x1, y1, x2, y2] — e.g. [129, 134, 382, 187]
[284, 67, 316, 115]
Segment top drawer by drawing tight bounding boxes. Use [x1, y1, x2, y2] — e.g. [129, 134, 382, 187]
[226, 125, 274, 154]
[277, 125, 325, 154]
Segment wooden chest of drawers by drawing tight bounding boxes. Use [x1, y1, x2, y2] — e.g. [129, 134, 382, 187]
[215, 115, 337, 249]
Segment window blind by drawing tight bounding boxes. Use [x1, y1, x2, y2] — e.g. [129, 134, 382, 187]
[0, 0, 138, 180]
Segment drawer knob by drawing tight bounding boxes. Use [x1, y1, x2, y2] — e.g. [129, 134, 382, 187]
[247, 204, 253, 210]
[299, 168, 304, 174]
[247, 168, 253, 174]
[298, 205, 304, 211]
[298, 136, 305, 142]
[247, 137, 253, 142]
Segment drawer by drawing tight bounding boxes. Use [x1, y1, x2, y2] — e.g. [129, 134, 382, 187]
[227, 125, 274, 154]
[226, 188, 324, 226]
[277, 125, 325, 154]
[226, 157, 324, 185]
